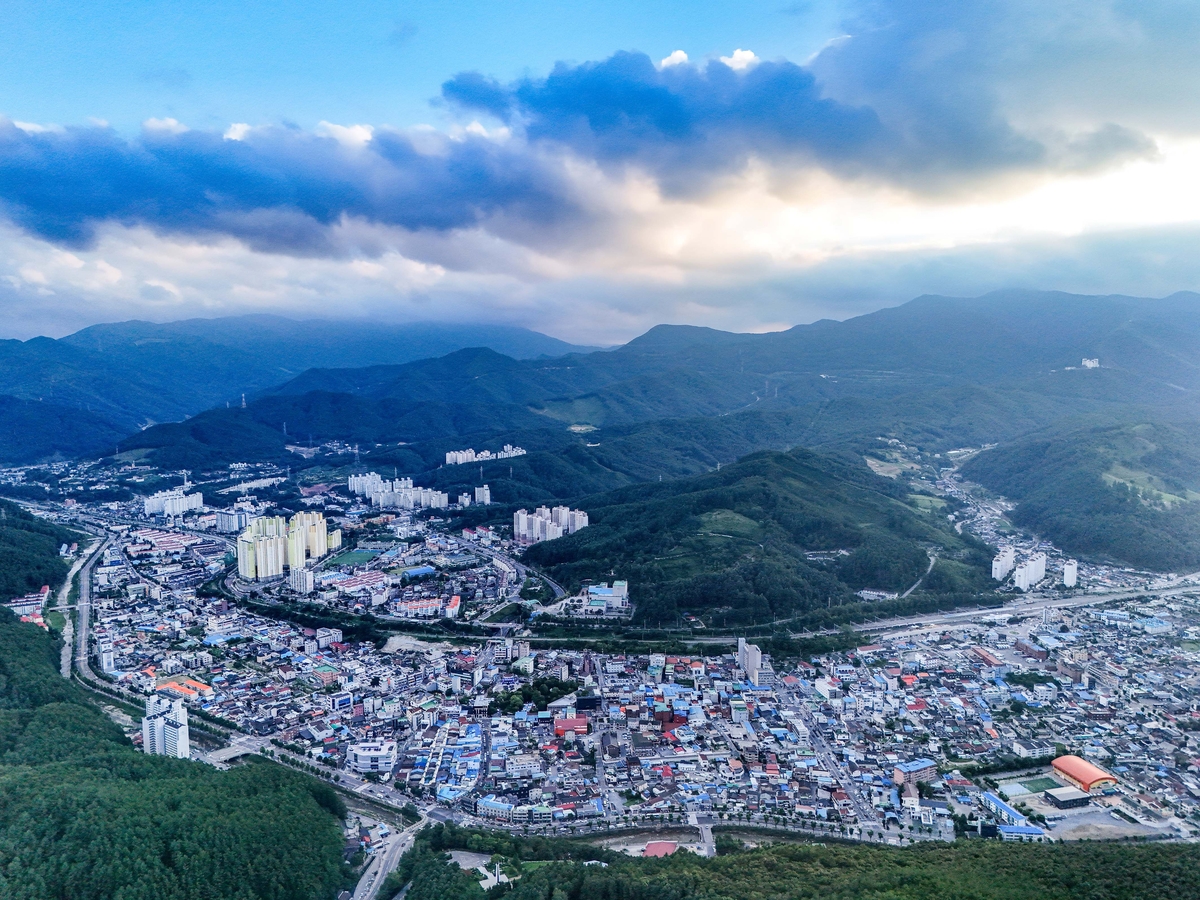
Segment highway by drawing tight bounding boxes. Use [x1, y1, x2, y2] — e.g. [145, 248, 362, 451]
[70, 531, 113, 684]
[55, 534, 102, 678]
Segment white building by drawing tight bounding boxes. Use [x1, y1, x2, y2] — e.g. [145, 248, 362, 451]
[346, 740, 398, 774]
[992, 547, 1015, 581]
[237, 512, 340, 580]
[351, 473, 449, 510]
[513, 505, 588, 544]
[144, 489, 204, 517]
[1013, 553, 1047, 592]
[215, 508, 255, 533]
[1063, 559, 1078, 588]
[474, 484, 491, 505]
[142, 695, 190, 759]
[289, 566, 314, 594]
[445, 445, 526, 466]
[738, 637, 763, 685]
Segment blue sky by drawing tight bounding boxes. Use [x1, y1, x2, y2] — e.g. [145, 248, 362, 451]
[2, 1, 1200, 343]
[0, 1, 838, 134]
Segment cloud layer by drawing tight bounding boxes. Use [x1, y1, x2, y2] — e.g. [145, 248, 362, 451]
[1, 1, 1199, 341]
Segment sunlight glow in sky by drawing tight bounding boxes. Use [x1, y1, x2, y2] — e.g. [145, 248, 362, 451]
[3, 1, 1200, 342]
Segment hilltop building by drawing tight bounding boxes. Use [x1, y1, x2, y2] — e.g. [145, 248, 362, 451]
[513, 506, 588, 544]
[348, 473, 449, 510]
[445, 445, 526, 465]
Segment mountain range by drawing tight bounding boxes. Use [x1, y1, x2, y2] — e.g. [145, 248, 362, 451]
[9, 289, 1200, 571]
[0, 316, 596, 461]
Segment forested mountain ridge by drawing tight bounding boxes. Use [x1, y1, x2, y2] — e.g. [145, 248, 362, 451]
[523, 447, 993, 627]
[962, 421, 1200, 571]
[390, 822, 1200, 900]
[0, 609, 349, 900]
[0, 499, 79, 601]
[0, 317, 595, 462]
[116, 290, 1200, 473]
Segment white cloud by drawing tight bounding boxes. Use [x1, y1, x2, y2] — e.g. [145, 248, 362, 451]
[143, 117, 188, 134]
[12, 120, 63, 134]
[719, 49, 759, 71]
[224, 122, 252, 141]
[316, 121, 374, 148]
[660, 50, 689, 68]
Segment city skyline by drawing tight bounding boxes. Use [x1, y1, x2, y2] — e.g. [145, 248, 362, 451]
[3, 2, 1200, 342]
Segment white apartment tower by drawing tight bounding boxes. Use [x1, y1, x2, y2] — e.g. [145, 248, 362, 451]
[1063, 559, 1078, 588]
[992, 547, 1015, 581]
[737, 637, 763, 685]
[1013, 552, 1047, 592]
[142, 695, 190, 759]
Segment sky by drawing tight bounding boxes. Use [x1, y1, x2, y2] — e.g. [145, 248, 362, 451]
[3, 0, 1200, 343]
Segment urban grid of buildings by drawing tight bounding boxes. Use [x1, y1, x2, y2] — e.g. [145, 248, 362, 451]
[6, 444, 1200, 858]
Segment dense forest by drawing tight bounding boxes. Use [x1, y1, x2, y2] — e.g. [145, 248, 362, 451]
[524, 448, 993, 627]
[962, 422, 1200, 571]
[384, 823, 1200, 900]
[0, 609, 350, 900]
[0, 498, 79, 601]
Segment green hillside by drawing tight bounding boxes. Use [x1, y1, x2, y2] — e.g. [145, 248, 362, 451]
[390, 822, 1200, 900]
[0, 609, 348, 900]
[523, 448, 992, 627]
[962, 421, 1200, 571]
[0, 500, 79, 601]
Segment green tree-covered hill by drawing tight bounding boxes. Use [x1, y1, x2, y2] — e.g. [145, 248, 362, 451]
[962, 421, 1200, 571]
[523, 447, 992, 626]
[0, 609, 348, 900]
[387, 822, 1200, 900]
[0, 499, 79, 601]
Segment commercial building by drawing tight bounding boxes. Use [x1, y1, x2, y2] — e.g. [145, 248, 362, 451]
[142, 695, 190, 759]
[893, 758, 937, 786]
[346, 740, 398, 774]
[1052, 755, 1118, 793]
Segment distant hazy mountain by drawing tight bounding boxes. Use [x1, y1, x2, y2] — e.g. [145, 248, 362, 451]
[115, 289, 1200, 476]
[0, 316, 598, 462]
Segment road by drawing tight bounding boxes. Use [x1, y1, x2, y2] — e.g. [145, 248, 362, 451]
[354, 815, 425, 900]
[70, 532, 113, 684]
[55, 535, 102, 678]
